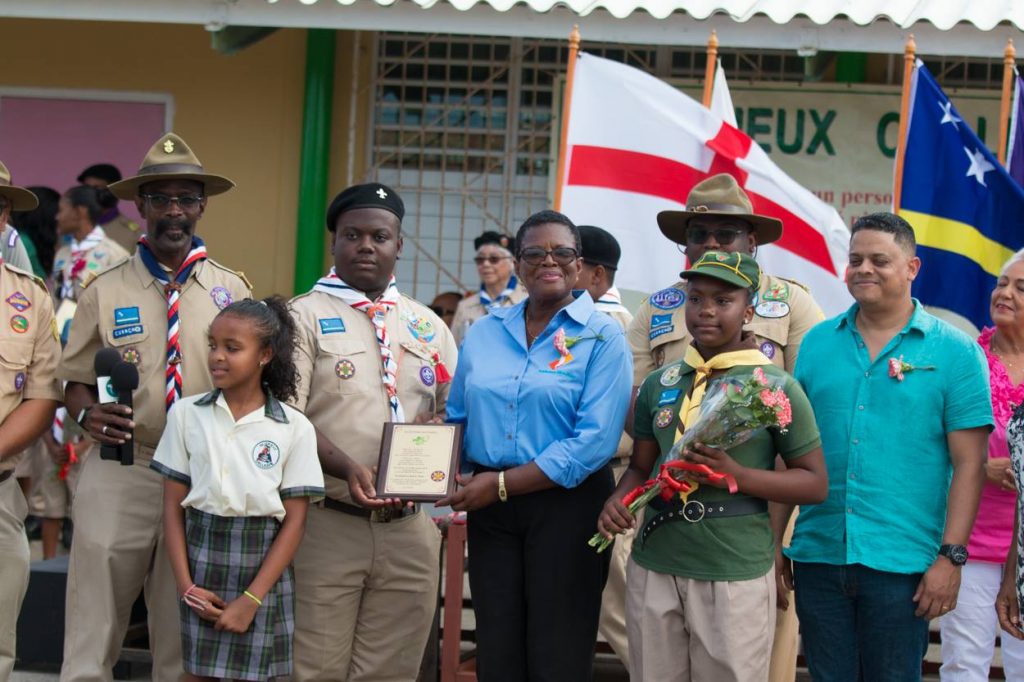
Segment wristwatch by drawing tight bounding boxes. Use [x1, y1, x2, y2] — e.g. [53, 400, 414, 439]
[938, 544, 969, 566]
[76, 405, 93, 427]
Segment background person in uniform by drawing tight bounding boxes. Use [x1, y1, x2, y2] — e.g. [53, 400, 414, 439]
[58, 133, 251, 682]
[288, 183, 457, 681]
[78, 163, 141, 253]
[0, 177, 61, 681]
[441, 210, 632, 681]
[578, 224, 634, 669]
[786, 213, 991, 681]
[626, 173, 823, 682]
[11, 186, 60, 279]
[451, 230, 525, 344]
[0, 161, 37, 275]
[429, 290, 462, 329]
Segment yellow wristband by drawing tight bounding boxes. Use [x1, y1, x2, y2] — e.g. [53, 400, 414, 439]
[243, 590, 263, 606]
[498, 471, 508, 502]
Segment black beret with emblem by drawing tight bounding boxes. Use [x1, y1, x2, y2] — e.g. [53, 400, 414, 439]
[473, 230, 515, 253]
[578, 225, 621, 270]
[326, 183, 404, 232]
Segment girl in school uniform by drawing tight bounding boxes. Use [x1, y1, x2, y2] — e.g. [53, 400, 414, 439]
[152, 296, 324, 682]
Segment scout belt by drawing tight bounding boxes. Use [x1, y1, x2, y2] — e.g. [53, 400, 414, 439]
[639, 495, 768, 545]
[322, 496, 418, 523]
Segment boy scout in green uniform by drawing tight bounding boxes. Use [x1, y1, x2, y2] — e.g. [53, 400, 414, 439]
[625, 174, 823, 682]
[289, 183, 458, 681]
[0, 173, 61, 681]
[58, 134, 251, 682]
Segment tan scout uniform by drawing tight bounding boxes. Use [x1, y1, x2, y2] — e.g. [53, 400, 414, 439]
[450, 283, 527, 345]
[1, 225, 33, 273]
[52, 234, 130, 303]
[57, 253, 250, 682]
[100, 212, 142, 254]
[627, 273, 822, 682]
[290, 290, 457, 681]
[0, 263, 61, 680]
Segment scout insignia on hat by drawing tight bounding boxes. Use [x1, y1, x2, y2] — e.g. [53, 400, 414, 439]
[5, 291, 30, 312]
[335, 359, 356, 379]
[0, 161, 39, 211]
[660, 363, 682, 386]
[680, 250, 761, 291]
[473, 230, 515, 254]
[325, 182, 405, 232]
[210, 287, 233, 310]
[656, 174, 783, 246]
[649, 287, 685, 310]
[252, 440, 281, 470]
[578, 225, 622, 270]
[10, 315, 28, 333]
[107, 132, 235, 200]
[14, 372, 25, 392]
[655, 406, 675, 429]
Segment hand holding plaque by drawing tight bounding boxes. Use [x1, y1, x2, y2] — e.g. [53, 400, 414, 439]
[374, 423, 463, 502]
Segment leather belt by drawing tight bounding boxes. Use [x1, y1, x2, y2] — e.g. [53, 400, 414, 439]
[0, 470, 11, 484]
[322, 497, 418, 523]
[639, 496, 768, 545]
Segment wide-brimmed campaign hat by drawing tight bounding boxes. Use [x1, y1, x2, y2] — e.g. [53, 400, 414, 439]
[680, 250, 761, 291]
[109, 133, 235, 200]
[657, 173, 783, 246]
[0, 161, 39, 211]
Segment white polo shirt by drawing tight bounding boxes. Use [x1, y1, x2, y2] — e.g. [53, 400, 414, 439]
[152, 390, 324, 520]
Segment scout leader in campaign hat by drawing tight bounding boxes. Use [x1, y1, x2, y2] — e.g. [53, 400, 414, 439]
[0, 160, 39, 211]
[657, 173, 783, 247]
[108, 132, 235, 200]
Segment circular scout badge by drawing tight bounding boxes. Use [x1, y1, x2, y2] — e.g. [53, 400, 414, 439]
[10, 315, 28, 333]
[122, 348, 141, 365]
[655, 406, 675, 429]
[660, 364, 683, 386]
[252, 440, 281, 470]
[14, 372, 25, 392]
[650, 287, 685, 310]
[759, 341, 776, 360]
[335, 359, 356, 379]
[210, 286, 233, 310]
[430, 470, 446, 482]
[406, 315, 436, 343]
[420, 365, 436, 387]
[755, 301, 790, 319]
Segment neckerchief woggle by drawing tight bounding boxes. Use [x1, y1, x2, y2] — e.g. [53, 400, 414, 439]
[137, 235, 208, 411]
[313, 268, 405, 422]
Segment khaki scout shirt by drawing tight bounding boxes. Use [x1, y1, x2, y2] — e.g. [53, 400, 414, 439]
[595, 302, 634, 461]
[52, 235, 130, 303]
[451, 284, 527, 345]
[58, 253, 252, 458]
[100, 212, 142, 254]
[290, 291, 459, 503]
[627, 273, 824, 384]
[0, 263, 62, 471]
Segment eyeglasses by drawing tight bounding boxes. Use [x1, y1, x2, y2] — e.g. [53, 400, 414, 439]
[518, 247, 579, 265]
[141, 193, 204, 210]
[474, 255, 512, 265]
[686, 227, 748, 245]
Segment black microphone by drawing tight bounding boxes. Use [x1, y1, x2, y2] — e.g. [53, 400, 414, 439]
[109, 361, 140, 466]
[95, 348, 123, 463]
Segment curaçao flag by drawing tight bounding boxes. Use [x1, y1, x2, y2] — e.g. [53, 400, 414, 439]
[899, 60, 1024, 330]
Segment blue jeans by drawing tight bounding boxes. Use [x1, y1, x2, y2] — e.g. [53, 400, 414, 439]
[793, 562, 929, 682]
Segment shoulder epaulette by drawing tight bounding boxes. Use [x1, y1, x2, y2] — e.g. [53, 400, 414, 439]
[776, 276, 811, 293]
[206, 259, 253, 291]
[3, 263, 47, 292]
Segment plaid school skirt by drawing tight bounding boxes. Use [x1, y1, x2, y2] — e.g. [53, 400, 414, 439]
[181, 508, 294, 681]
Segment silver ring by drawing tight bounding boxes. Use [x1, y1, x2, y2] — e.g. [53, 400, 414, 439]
[101, 425, 108, 436]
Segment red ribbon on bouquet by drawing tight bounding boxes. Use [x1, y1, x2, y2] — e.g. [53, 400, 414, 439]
[58, 444, 78, 481]
[621, 459, 738, 507]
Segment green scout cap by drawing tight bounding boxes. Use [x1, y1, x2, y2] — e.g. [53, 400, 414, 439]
[680, 250, 761, 290]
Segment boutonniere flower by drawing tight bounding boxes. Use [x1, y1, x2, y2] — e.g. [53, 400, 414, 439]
[888, 355, 936, 382]
[549, 328, 605, 370]
[71, 257, 87, 279]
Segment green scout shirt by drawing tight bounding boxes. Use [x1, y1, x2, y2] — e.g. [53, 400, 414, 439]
[630, 361, 820, 581]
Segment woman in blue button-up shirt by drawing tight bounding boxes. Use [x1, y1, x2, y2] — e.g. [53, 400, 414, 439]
[441, 210, 632, 681]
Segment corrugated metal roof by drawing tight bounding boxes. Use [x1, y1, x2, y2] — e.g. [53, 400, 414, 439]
[276, 0, 1024, 28]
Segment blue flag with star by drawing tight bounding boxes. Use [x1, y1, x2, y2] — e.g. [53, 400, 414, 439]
[899, 60, 1024, 330]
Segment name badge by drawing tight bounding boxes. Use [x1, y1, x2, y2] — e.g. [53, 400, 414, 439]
[319, 317, 346, 334]
[112, 324, 144, 339]
[114, 307, 141, 326]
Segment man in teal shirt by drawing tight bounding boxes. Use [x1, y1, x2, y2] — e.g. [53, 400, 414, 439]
[785, 213, 992, 681]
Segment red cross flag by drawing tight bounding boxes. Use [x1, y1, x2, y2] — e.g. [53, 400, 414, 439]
[558, 53, 853, 316]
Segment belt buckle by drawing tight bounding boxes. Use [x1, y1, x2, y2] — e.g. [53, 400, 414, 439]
[682, 499, 705, 523]
[372, 507, 395, 523]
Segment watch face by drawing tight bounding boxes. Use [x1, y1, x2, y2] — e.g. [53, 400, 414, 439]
[950, 546, 969, 565]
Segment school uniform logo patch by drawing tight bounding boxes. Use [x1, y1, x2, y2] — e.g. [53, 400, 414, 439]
[318, 317, 346, 334]
[210, 287, 233, 310]
[755, 301, 790, 319]
[5, 291, 30, 312]
[655, 406, 675, 428]
[14, 372, 25, 392]
[114, 307, 141, 326]
[252, 441, 281, 470]
[420, 366, 436, 387]
[10, 315, 28, 333]
[650, 288, 685, 310]
[335, 359, 356, 379]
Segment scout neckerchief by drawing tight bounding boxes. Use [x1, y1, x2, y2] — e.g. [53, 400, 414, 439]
[675, 344, 772, 439]
[313, 268, 405, 422]
[595, 286, 630, 316]
[137, 235, 208, 411]
[479, 274, 518, 311]
[60, 225, 105, 299]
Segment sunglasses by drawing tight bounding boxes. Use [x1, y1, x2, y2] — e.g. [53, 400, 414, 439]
[518, 247, 579, 266]
[686, 227, 748, 246]
[474, 255, 512, 265]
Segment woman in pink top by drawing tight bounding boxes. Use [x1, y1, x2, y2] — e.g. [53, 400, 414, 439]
[940, 252, 1024, 680]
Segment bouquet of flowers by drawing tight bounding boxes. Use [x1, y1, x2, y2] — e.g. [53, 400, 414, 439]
[589, 367, 793, 552]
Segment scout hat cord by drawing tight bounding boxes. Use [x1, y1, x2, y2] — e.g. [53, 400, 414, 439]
[61, 226, 105, 299]
[313, 268, 406, 422]
[137, 234, 208, 410]
[479, 274, 518, 310]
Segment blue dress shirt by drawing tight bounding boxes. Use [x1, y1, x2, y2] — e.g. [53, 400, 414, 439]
[446, 291, 632, 488]
[787, 300, 992, 574]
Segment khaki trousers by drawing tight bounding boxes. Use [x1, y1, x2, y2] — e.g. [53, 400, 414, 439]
[626, 558, 776, 682]
[0, 474, 30, 682]
[30, 441, 88, 519]
[292, 505, 441, 681]
[597, 459, 633, 671]
[60, 454, 181, 682]
[769, 509, 799, 682]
